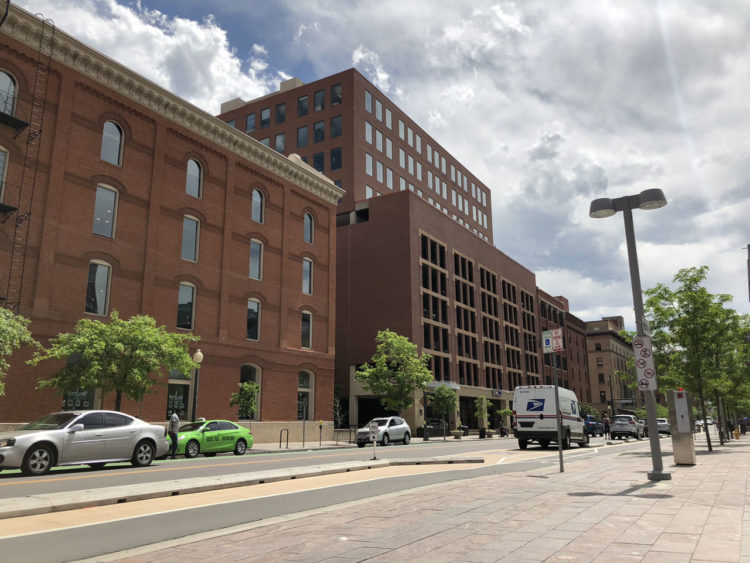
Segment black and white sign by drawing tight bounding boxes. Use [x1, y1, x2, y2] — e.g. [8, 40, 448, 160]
[633, 336, 658, 391]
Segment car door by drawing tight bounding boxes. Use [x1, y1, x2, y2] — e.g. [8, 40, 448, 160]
[389, 418, 403, 441]
[201, 421, 222, 452]
[103, 412, 137, 460]
[217, 421, 240, 451]
[61, 412, 107, 463]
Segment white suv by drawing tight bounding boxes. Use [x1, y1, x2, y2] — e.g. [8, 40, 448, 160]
[610, 415, 644, 440]
[356, 416, 411, 447]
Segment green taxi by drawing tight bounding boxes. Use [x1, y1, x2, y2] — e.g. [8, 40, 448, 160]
[169, 419, 253, 458]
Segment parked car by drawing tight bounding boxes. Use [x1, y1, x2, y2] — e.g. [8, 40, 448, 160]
[610, 414, 644, 440]
[168, 419, 253, 458]
[656, 418, 670, 435]
[583, 415, 604, 437]
[513, 385, 588, 449]
[356, 416, 411, 447]
[424, 418, 450, 437]
[0, 410, 169, 476]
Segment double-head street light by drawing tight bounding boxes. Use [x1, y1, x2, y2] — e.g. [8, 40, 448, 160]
[590, 188, 671, 481]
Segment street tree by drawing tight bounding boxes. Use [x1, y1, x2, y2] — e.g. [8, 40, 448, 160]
[229, 381, 260, 420]
[430, 384, 458, 440]
[355, 329, 433, 413]
[29, 311, 199, 411]
[644, 266, 749, 450]
[0, 308, 39, 395]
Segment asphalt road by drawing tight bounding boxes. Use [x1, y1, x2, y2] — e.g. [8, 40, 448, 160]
[0, 437, 539, 498]
[0, 436, 627, 563]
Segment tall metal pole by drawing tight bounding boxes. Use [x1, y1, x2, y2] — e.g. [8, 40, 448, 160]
[190, 366, 200, 421]
[608, 375, 615, 416]
[622, 207, 670, 481]
[553, 352, 564, 472]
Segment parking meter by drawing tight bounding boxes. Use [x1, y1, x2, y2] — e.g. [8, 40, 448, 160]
[668, 388, 696, 465]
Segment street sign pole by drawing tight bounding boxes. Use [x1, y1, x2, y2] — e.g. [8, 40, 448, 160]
[543, 328, 565, 473]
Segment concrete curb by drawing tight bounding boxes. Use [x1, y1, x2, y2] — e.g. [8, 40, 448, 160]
[0, 456, 483, 520]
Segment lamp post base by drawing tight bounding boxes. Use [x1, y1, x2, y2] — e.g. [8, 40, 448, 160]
[647, 470, 672, 481]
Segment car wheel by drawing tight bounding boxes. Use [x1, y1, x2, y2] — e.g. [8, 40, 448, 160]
[518, 438, 528, 450]
[185, 440, 200, 458]
[22, 444, 55, 476]
[357, 442, 365, 448]
[402, 432, 411, 445]
[381, 433, 390, 446]
[131, 440, 155, 467]
[562, 429, 571, 450]
[88, 463, 106, 469]
[579, 432, 590, 447]
[539, 439, 549, 448]
[234, 439, 247, 455]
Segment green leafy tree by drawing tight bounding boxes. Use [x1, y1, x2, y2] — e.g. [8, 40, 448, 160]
[0, 309, 40, 395]
[430, 384, 458, 440]
[579, 404, 599, 419]
[29, 311, 199, 411]
[355, 329, 433, 413]
[474, 396, 489, 429]
[644, 266, 749, 450]
[230, 381, 260, 419]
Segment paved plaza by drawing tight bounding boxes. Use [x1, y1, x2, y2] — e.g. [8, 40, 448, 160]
[90, 433, 750, 563]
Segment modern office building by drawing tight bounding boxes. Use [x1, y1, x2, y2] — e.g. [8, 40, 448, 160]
[0, 4, 342, 433]
[585, 316, 638, 416]
[221, 71, 590, 430]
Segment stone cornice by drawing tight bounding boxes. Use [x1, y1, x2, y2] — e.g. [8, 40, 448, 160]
[1, 4, 344, 205]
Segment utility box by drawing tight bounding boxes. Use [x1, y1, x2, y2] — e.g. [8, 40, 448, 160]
[668, 389, 696, 465]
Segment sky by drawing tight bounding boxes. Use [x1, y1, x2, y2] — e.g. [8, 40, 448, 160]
[17, 0, 750, 328]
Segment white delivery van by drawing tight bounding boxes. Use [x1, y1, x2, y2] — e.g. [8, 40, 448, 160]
[513, 385, 588, 450]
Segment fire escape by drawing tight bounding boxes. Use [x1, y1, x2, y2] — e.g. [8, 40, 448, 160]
[1, 7, 55, 312]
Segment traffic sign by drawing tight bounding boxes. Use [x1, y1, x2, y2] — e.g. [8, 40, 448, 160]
[633, 336, 658, 391]
[542, 329, 564, 353]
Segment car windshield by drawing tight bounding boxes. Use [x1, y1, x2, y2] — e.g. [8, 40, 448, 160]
[614, 416, 631, 423]
[20, 412, 79, 430]
[179, 422, 206, 432]
[368, 418, 388, 427]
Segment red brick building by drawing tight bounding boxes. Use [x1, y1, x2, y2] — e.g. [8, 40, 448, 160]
[220, 68, 592, 431]
[0, 5, 342, 431]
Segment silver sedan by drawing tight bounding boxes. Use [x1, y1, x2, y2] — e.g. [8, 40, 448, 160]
[0, 410, 169, 476]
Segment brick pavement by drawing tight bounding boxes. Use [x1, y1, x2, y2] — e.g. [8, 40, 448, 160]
[93, 435, 750, 562]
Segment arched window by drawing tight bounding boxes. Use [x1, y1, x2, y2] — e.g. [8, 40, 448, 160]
[297, 370, 314, 420]
[239, 364, 261, 421]
[251, 189, 264, 223]
[303, 212, 314, 244]
[186, 158, 202, 198]
[181, 216, 200, 261]
[0, 71, 16, 115]
[0, 146, 8, 203]
[249, 239, 263, 280]
[92, 185, 118, 238]
[177, 282, 196, 330]
[100, 120, 123, 165]
[246, 299, 261, 341]
[301, 310, 312, 349]
[85, 260, 112, 316]
[302, 258, 313, 295]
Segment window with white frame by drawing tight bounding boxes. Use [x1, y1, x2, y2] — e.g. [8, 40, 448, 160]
[186, 158, 202, 198]
[93, 185, 118, 238]
[385, 108, 392, 129]
[385, 138, 392, 159]
[302, 258, 313, 295]
[365, 121, 372, 144]
[364, 90, 372, 112]
[85, 261, 111, 316]
[303, 212, 314, 244]
[181, 216, 199, 262]
[177, 283, 196, 330]
[375, 130, 383, 152]
[100, 121, 123, 165]
[365, 153, 373, 176]
[246, 300, 260, 341]
[301, 313, 312, 350]
[0, 71, 16, 115]
[249, 239, 263, 280]
[251, 189, 264, 223]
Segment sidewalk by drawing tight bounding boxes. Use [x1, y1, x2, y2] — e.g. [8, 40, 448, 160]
[103, 435, 750, 562]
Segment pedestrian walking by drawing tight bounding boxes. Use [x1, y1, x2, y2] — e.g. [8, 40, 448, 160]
[603, 415, 611, 439]
[168, 411, 180, 459]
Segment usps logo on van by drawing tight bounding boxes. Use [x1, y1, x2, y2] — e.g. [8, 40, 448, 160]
[526, 399, 545, 411]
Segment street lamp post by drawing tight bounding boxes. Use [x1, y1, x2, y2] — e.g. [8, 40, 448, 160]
[190, 348, 204, 422]
[590, 189, 671, 481]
